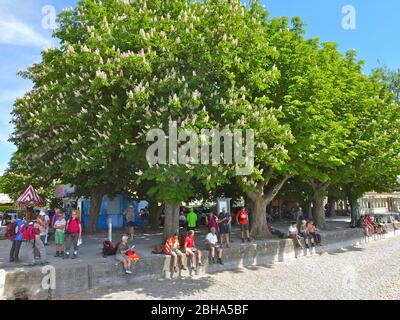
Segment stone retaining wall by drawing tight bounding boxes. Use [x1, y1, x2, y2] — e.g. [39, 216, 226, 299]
[1, 224, 397, 300]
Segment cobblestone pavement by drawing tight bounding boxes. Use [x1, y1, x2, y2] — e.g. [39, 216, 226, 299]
[59, 234, 400, 300]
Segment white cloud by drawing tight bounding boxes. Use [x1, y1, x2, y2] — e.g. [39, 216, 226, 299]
[0, 16, 53, 49]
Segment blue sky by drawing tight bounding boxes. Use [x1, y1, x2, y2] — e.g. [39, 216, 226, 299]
[0, 0, 399, 174]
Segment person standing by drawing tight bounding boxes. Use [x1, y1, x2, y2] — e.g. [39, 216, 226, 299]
[186, 209, 198, 231]
[206, 212, 218, 232]
[34, 211, 47, 259]
[8, 214, 24, 263]
[218, 209, 231, 248]
[235, 207, 251, 243]
[44, 210, 50, 245]
[64, 210, 82, 259]
[124, 205, 135, 238]
[33, 213, 48, 265]
[139, 208, 148, 233]
[53, 210, 66, 257]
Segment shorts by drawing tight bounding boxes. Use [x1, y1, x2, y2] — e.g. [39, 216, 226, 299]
[167, 249, 183, 255]
[115, 254, 129, 263]
[219, 224, 230, 234]
[240, 223, 249, 232]
[207, 243, 221, 250]
[185, 247, 198, 255]
[55, 231, 65, 245]
[127, 221, 135, 227]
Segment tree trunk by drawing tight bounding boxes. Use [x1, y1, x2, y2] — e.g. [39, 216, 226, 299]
[310, 179, 329, 230]
[149, 201, 162, 230]
[247, 174, 292, 238]
[87, 187, 106, 234]
[247, 192, 268, 238]
[346, 184, 359, 227]
[163, 202, 180, 242]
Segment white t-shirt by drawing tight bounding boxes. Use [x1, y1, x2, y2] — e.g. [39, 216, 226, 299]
[288, 225, 298, 234]
[206, 233, 218, 245]
[54, 219, 66, 233]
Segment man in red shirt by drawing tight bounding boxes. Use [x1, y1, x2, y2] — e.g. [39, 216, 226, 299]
[236, 207, 251, 243]
[184, 230, 202, 270]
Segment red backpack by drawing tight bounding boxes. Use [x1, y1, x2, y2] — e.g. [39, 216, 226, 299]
[6, 221, 18, 239]
[20, 222, 36, 241]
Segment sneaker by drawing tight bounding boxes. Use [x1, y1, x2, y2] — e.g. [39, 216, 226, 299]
[218, 259, 224, 265]
[125, 270, 132, 274]
[54, 252, 60, 257]
[198, 262, 203, 266]
[63, 254, 70, 259]
[9, 258, 15, 263]
[241, 238, 245, 243]
[173, 266, 178, 272]
[212, 258, 216, 264]
[71, 254, 77, 259]
[247, 238, 252, 243]
[40, 261, 49, 266]
[181, 265, 187, 271]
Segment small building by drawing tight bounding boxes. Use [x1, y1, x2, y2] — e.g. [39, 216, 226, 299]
[358, 191, 400, 215]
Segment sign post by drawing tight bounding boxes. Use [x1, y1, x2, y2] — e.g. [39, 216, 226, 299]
[108, 218, 113, 242]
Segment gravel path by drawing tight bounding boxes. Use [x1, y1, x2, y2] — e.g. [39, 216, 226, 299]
[59, 236, 400, 300]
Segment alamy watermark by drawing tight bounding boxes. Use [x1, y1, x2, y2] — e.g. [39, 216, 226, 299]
[342, 5, 356, 30]
[41, 5, 57, 30]
[146, 122, 254, 175]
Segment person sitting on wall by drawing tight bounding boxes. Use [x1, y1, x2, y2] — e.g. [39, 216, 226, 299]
[288, 221, 304, 249]
[184, 230, 203, 270]
[164, 232, 187, 272]
[205, 227, 224, 265]
[115, 235, 133, 274]
[306, 220, 322, 246]
[297, 220, 314, 248]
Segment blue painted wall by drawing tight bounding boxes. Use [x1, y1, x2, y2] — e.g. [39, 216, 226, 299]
[82, 195, 148, 230]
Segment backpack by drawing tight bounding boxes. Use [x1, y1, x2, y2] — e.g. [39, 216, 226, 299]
[20, 222, 36, 241]
[6, 221, 18, 239]
[152, 244, 165, 254]
[102, 240, 121, 257]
